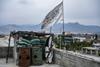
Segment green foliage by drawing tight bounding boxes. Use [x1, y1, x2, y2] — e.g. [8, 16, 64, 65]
[53, 35, 93, 51]
[53, 36, 61, 48]
[65, 41, 93, 51]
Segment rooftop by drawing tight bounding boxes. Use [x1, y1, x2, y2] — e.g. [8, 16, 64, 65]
[0, 59, 61, 67]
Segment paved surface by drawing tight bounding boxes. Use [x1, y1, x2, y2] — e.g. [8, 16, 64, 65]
[0, 64, 61, 67]
[0, 59, 61, 67]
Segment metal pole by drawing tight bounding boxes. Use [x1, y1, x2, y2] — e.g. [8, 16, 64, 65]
[62, 0, 65, 35]
[6, 32, 11, 63]
[60, 0, 65, 50]
[60, 0, 64, 49]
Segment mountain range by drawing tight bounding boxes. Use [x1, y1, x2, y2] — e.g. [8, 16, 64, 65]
[0, 23, 100, 34]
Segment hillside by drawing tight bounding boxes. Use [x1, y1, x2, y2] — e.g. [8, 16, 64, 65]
[0, 23, 100, 34]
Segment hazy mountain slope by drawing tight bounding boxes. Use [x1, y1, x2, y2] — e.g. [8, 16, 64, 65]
[0, 23, 100, 34]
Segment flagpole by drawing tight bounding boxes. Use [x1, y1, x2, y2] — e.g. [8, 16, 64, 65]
[60, 0, 65, 50]
[62, 0, 65, 35]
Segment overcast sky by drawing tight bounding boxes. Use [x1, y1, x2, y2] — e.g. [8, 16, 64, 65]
[0, 0, 100, 26]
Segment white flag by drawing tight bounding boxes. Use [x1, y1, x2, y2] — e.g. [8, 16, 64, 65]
[41, 1, 63, 29]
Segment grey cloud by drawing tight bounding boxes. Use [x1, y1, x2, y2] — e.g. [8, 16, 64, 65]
[64, 0, 100, 19]
[0, 0, 100, 26]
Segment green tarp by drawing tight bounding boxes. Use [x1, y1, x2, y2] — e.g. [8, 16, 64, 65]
[16, 38, 46, 46]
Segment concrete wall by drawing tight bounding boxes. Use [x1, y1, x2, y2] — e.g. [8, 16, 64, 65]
[0, 47, 13, 58]
[1, 47, 100, 67]
[54, 49, 100, 67]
